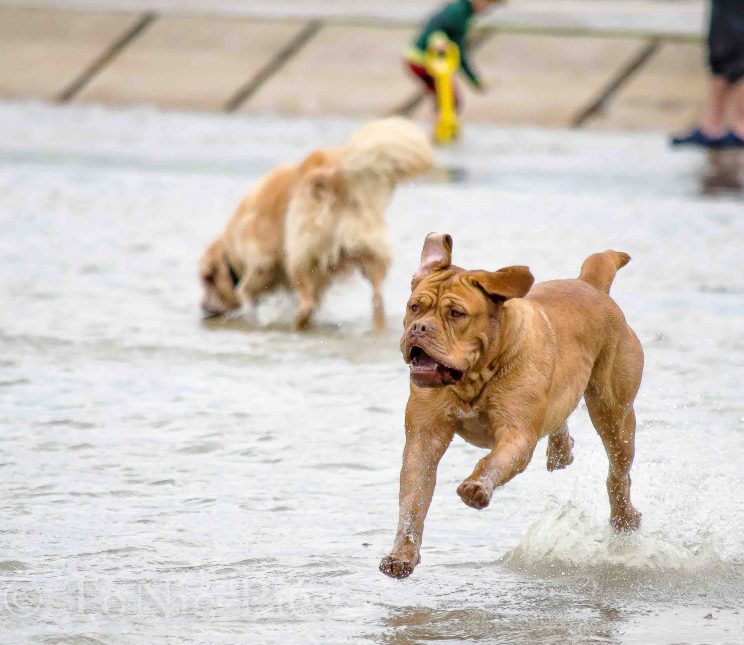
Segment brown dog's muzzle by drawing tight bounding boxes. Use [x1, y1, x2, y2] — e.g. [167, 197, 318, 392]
[403, 321, 467, 388]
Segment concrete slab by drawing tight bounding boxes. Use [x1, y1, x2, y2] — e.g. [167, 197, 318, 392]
[411, 33, 649, 127]
[243, 24, 415, 117]
[76, 16, 307, 110]
[0, 6, 142, 100]
[585, 42, 707, 131]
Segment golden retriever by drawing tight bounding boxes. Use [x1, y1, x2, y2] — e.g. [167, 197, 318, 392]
[199, 118, 433, 330]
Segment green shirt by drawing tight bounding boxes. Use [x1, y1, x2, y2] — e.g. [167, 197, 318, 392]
[412, 0, 481, 86]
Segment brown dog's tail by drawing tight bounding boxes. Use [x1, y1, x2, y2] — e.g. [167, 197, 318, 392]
[578, 250, 631, 294]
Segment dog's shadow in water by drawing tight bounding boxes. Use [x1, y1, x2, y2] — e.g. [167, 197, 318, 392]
[374, 601, 624, 644]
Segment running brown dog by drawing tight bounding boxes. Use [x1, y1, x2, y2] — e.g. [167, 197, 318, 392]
[380, 233, 644, 579]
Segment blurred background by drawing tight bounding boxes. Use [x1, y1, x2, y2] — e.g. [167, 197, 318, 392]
[0, 0, 706, 130]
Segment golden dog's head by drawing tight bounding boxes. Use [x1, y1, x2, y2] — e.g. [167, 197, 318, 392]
[199, 239, 241, 317]
[401, 233, 534, 388]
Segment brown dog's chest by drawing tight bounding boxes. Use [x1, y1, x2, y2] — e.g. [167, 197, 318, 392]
[449, 405, 495, 449]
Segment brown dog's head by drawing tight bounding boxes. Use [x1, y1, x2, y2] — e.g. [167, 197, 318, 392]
[401, 233, 534, 388]
[199, 239, 241, 317]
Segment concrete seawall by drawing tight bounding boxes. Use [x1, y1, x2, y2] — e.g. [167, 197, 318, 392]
[0, 1, 707, 129]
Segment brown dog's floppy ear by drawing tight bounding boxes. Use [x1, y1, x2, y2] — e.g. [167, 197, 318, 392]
[470, 266, 534, 302]
[412, 232, 453, 288]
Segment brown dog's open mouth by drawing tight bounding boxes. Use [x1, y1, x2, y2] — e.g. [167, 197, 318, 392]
[409, 346, 466, 387]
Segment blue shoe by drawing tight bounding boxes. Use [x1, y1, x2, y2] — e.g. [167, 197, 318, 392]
[670, 128, 726, 148]
[720, 131, 744, 148]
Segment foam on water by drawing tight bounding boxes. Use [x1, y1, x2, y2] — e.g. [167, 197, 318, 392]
[505, 501, 723, 575]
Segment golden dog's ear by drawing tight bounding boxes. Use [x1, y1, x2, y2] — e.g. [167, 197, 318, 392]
[469, 266, 534, 301]
[412, 232, 453, 289]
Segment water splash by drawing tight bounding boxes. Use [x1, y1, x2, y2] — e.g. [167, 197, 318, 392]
[505, 501, 723, 577]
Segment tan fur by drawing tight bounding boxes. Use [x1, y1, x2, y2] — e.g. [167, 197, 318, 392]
[380, 233, 644, 579]
[199, 118, 434, 330]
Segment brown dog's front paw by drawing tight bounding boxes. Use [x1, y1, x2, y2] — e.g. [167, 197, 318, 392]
[610, 508, 642, 533]
[457, 479, 492, 510]
[379, 554, 417, 579]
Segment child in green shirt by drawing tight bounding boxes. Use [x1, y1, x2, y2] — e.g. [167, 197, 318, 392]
[405, 0, 503, 112]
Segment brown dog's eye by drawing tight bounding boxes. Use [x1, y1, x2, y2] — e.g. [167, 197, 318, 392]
[409, 303, 420, 314]
[203, 274, 215, 285]
[450, 309, 465, 319]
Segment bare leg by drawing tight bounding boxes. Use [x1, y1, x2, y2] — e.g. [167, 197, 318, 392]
[380, 424, 452, 579]
[359, 257, 387, 332]
[699, 75, 731, 137]
[457, 429, 536, 510]
[546, 421, 574, 471]
[730, 79, 744, 136]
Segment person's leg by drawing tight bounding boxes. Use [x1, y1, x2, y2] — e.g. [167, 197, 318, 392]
[453, 80, 462, 114]
[732, 79, 744, 133]
[720, 78, 744, 146]
[699, 75, 731, 137]
[671, 0, 730, 147]
[671, 76, 730, 146]
[712, 0, 744, 146]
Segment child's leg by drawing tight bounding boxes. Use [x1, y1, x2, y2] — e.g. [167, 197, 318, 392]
[405, 60, 438, 107]
[406, 60, 461, 114]
[452, 81, 462, 114]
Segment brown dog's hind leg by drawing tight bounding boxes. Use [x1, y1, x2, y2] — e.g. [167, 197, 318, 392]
[546, 422, 574, 471]
[585, 331, 643, 532]
[359, 257, 387, 332]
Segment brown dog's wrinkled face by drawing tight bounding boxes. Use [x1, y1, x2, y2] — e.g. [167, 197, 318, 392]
[199, 240, 241, 318]
[401, 233, 534, 388]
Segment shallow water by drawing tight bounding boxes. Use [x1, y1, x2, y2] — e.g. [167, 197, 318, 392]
[0, 102, 743, 644]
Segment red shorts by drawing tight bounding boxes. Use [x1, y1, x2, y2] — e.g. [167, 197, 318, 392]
[405, 60, 462, 113]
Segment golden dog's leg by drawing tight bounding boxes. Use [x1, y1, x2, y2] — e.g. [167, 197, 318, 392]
[235, 279, 257, 316]
[457, 429, 537, 510]
[546, 422, 574, 471]
[293, 274, 317, 331]
[380, 425, 452, 579]
[360, 258, 387, 332]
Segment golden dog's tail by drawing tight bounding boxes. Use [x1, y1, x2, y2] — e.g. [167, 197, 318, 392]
[578, 250, 631, 294]
[340, 117, 434, 183]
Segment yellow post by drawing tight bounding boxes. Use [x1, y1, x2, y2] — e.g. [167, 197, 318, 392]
[425, 33, 460, 144]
